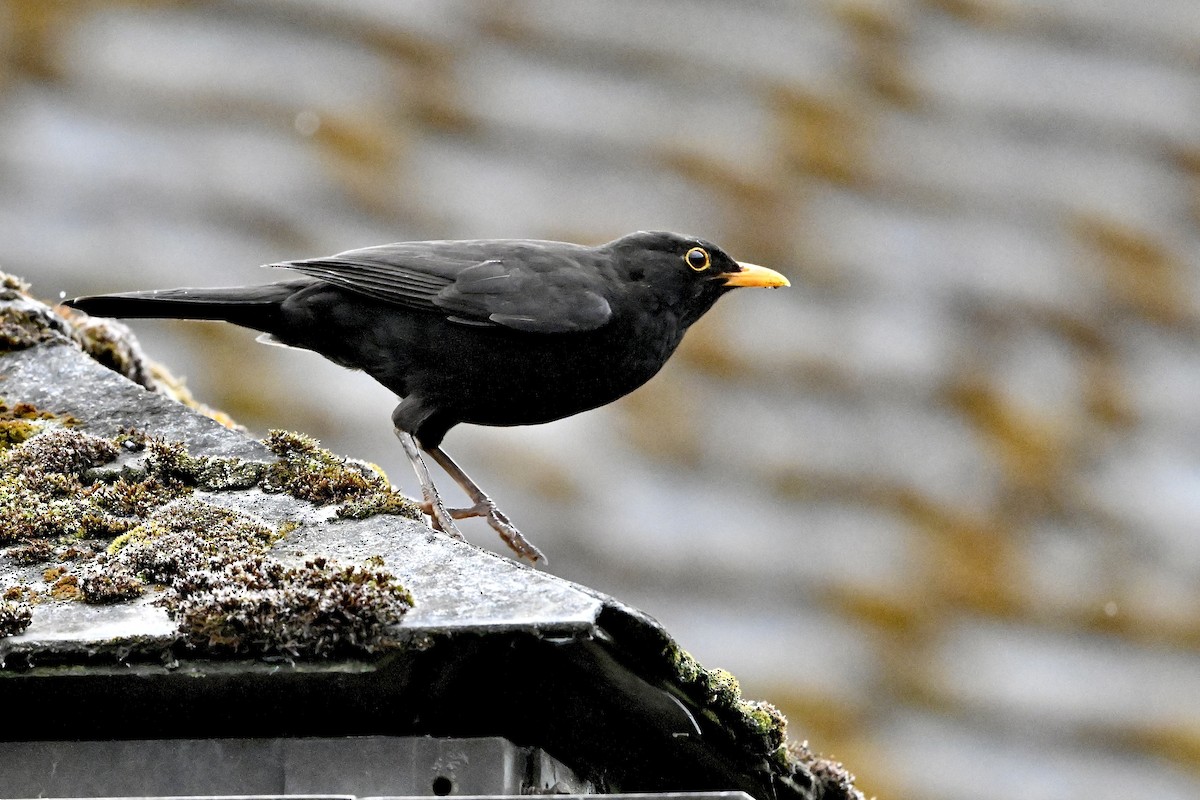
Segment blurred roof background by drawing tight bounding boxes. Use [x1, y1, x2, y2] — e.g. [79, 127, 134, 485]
[2, 1, 1200, 798]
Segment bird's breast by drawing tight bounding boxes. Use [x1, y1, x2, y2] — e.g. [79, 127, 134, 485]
[433, 309, 686, 428]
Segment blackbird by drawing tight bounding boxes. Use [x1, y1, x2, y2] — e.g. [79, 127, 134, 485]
[65, 231, 789, 562]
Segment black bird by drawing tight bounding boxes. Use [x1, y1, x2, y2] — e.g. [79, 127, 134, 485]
[65, 231, 789, 562]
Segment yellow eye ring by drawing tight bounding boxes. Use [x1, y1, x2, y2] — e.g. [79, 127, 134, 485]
[684, 247, 710, 272]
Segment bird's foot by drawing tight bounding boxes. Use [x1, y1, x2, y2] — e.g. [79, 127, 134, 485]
[417, 498, 544, 564]
[477, 500, 546, 564]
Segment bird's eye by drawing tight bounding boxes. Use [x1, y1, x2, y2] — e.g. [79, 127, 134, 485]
[684, 247, 710, 272]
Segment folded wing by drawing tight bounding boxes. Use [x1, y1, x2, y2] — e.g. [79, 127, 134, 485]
[272, 241, 612, 334]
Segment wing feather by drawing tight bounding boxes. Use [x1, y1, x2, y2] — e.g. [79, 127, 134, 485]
[269, 240, 612, 333]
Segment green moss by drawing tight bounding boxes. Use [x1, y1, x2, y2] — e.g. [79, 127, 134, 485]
[4, 426, 117, 476]
[0, 419, 417, 655]
[0, 274, 31, 296]
[665, 644, 791, 760]
[146, 438, 266, 491]
[169, 556, 413, 657]
[260, 430, 420, 520]
[0, 424, 414, 550]
[109, 497, 413, 656]
[112, 497, 279, 582]
[0, 419, 39, 448]
[5, 538, 53, 564]
[260, 430, 379, 503]
[337, 491, 419, 519]
[0, 427, 131, 543]
[733, 698, 788, 753]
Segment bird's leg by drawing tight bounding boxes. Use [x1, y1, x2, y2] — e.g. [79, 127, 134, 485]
[394, 429, 465, 541]
[425, 445, 546, 564]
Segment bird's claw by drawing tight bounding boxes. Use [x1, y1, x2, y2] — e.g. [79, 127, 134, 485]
[416, 498, 544, 563]
[481, 502, 546, 564]
[419, 490, 466, 541]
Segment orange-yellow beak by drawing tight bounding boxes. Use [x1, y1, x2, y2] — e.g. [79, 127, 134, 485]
[720, 261, 791, 288]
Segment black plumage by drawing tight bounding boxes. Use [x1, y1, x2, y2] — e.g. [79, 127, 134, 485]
[66, 231, 789, 561]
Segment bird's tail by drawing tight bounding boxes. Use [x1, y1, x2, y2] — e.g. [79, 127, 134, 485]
[63, 282, 307, 334]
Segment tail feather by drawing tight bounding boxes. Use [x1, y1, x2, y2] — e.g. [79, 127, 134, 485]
[64, 282, 306, 333]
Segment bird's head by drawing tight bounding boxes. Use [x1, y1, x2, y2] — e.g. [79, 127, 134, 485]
[605, 231, 789, 326]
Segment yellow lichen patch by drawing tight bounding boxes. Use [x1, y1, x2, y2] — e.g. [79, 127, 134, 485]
[923, 0, 1021, 27]
[829, 584, 930, 638]
[1119, 724, 1200, 773]
[48, 571, 81, 601]
[1074, 215, 1193, 327]
[773, 88, 869, 186]
[889, 488, 1022, 616]
[836, 1, 918, 105]
[945, 376, 1076, 510]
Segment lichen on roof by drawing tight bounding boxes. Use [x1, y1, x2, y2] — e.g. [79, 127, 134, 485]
[111, 496, 413, 657]
[0, 411, 417, 655]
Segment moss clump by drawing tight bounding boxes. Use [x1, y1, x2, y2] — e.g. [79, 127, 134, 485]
[0, 304, 62, 350]
[112, 498, 279, 581]
[168, 556, 413, 657]
[260, 430, 420, 520]
[260, 430, 372, 503]
[79, 565, 145, 604]
[0, 422, 415, 551]
[0, 418, 417, 655]
[734, 698, 788, 753]
[666, 645, 787, 759]
[6, 538, 53, 565]
[0, 397, 79, 449]
[109, 497, 413, 657]
[669, 647, 742, 707]
[0, 274, 31, 296]
[0, 599, 33, 637]
[782, 740, 862, 800]
[146, 437, 266, 492]
[0, 428, 138, 543]
[661, 643, 861, 797]
[336, 491, 419, 520]
[5, 426, 117, 477]
[125, 429, 417, 520]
